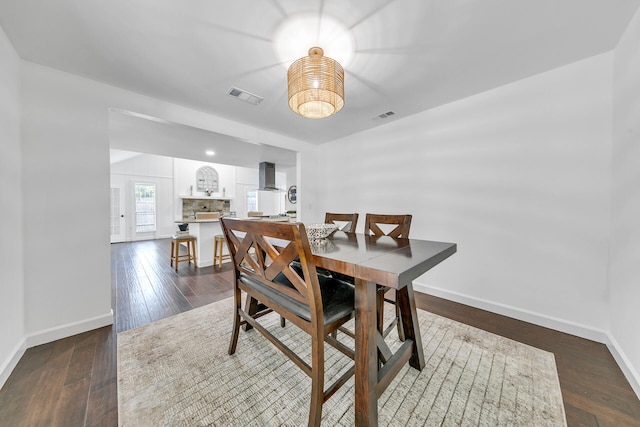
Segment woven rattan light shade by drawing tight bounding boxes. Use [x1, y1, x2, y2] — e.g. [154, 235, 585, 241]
[287, 47, 344, 119]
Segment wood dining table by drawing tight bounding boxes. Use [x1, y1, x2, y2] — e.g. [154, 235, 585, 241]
[310, 231, 457, 426]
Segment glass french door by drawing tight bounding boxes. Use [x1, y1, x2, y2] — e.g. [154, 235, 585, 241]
[110, 186, 126, 243]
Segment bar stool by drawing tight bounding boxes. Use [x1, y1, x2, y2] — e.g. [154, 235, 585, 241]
[213, 235, 230, 268]
[170, 235, 197, 271]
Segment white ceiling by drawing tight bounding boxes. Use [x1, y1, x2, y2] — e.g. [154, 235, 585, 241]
[1, 0, 638, 147]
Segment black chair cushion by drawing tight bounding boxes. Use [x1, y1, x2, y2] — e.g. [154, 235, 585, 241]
[290, 259, 333, 278]
[239, 270, 354, 326]
[326, 272, 388, 293]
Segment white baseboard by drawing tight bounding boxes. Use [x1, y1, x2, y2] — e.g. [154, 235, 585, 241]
[198, 259, 214, 268]
[25, 310, 114, 348]
[412, 281, 609, 342]
[605, 333, 640, 399]
[413, 281, 640, 400]
[197, 258, 231, 268]
[0, 339, 27, 390]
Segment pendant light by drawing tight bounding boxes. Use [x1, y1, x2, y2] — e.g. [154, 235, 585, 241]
[287, 47, 344, 119]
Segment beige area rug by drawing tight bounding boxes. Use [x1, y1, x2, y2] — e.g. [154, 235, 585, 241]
[117, 298, 566, 426]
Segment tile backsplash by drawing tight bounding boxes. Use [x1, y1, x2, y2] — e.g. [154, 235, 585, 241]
[182, 198, 230, 219]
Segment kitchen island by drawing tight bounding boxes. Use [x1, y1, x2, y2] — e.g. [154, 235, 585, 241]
[176, 219, 228, 268]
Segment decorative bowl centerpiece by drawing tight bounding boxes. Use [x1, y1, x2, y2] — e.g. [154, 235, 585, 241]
[305, 223, 338, 240]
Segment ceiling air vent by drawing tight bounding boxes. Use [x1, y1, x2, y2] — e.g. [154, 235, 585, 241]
[227, 87, 263, 105]
[377, 111, 395, 119]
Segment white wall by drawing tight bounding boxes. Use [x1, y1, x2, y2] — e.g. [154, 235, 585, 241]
[0, 25, 25, 388]
[611, 6, 640, 397]
[110, 153, 175, 240]
[315, 54, 614, 340]
[21, 63, 114, 340]
[19, 60, 310, 349]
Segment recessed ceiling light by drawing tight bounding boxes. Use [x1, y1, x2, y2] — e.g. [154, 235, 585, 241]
[206, 150, 215, 156]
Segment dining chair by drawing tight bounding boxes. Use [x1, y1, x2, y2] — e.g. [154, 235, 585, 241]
[365, 213, 413, 341]
[221, 218, 356, 427]
[364, 213, 412, 239]
[324, 212, 359, 233]
[277, 212, 356, 331]
[279, 213, 357, 330]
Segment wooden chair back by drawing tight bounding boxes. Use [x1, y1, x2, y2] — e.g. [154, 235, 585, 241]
[324, 212, 359, 233]
[221, 218, 323, 328]
[364, 213, 412, 238]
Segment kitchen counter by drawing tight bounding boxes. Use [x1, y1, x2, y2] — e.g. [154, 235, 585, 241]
[176, 219, 221, 223]
[179, 195, 232, 200]
[248, 216, 294, 222]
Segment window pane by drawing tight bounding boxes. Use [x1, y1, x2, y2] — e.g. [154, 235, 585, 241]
[135, 183, 156, 232]
[247, 190, 258, 212]
[110, 187, 121, 236]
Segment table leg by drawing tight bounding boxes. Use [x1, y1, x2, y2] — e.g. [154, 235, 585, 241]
[354, 278, 378, 426]
[396, 281, 425, 370]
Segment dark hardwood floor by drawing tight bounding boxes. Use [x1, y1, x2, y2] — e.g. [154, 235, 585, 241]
[1, 238, 638, 426]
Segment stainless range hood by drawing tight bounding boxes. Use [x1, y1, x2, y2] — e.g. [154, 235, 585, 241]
[258, 162, 281, 191]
